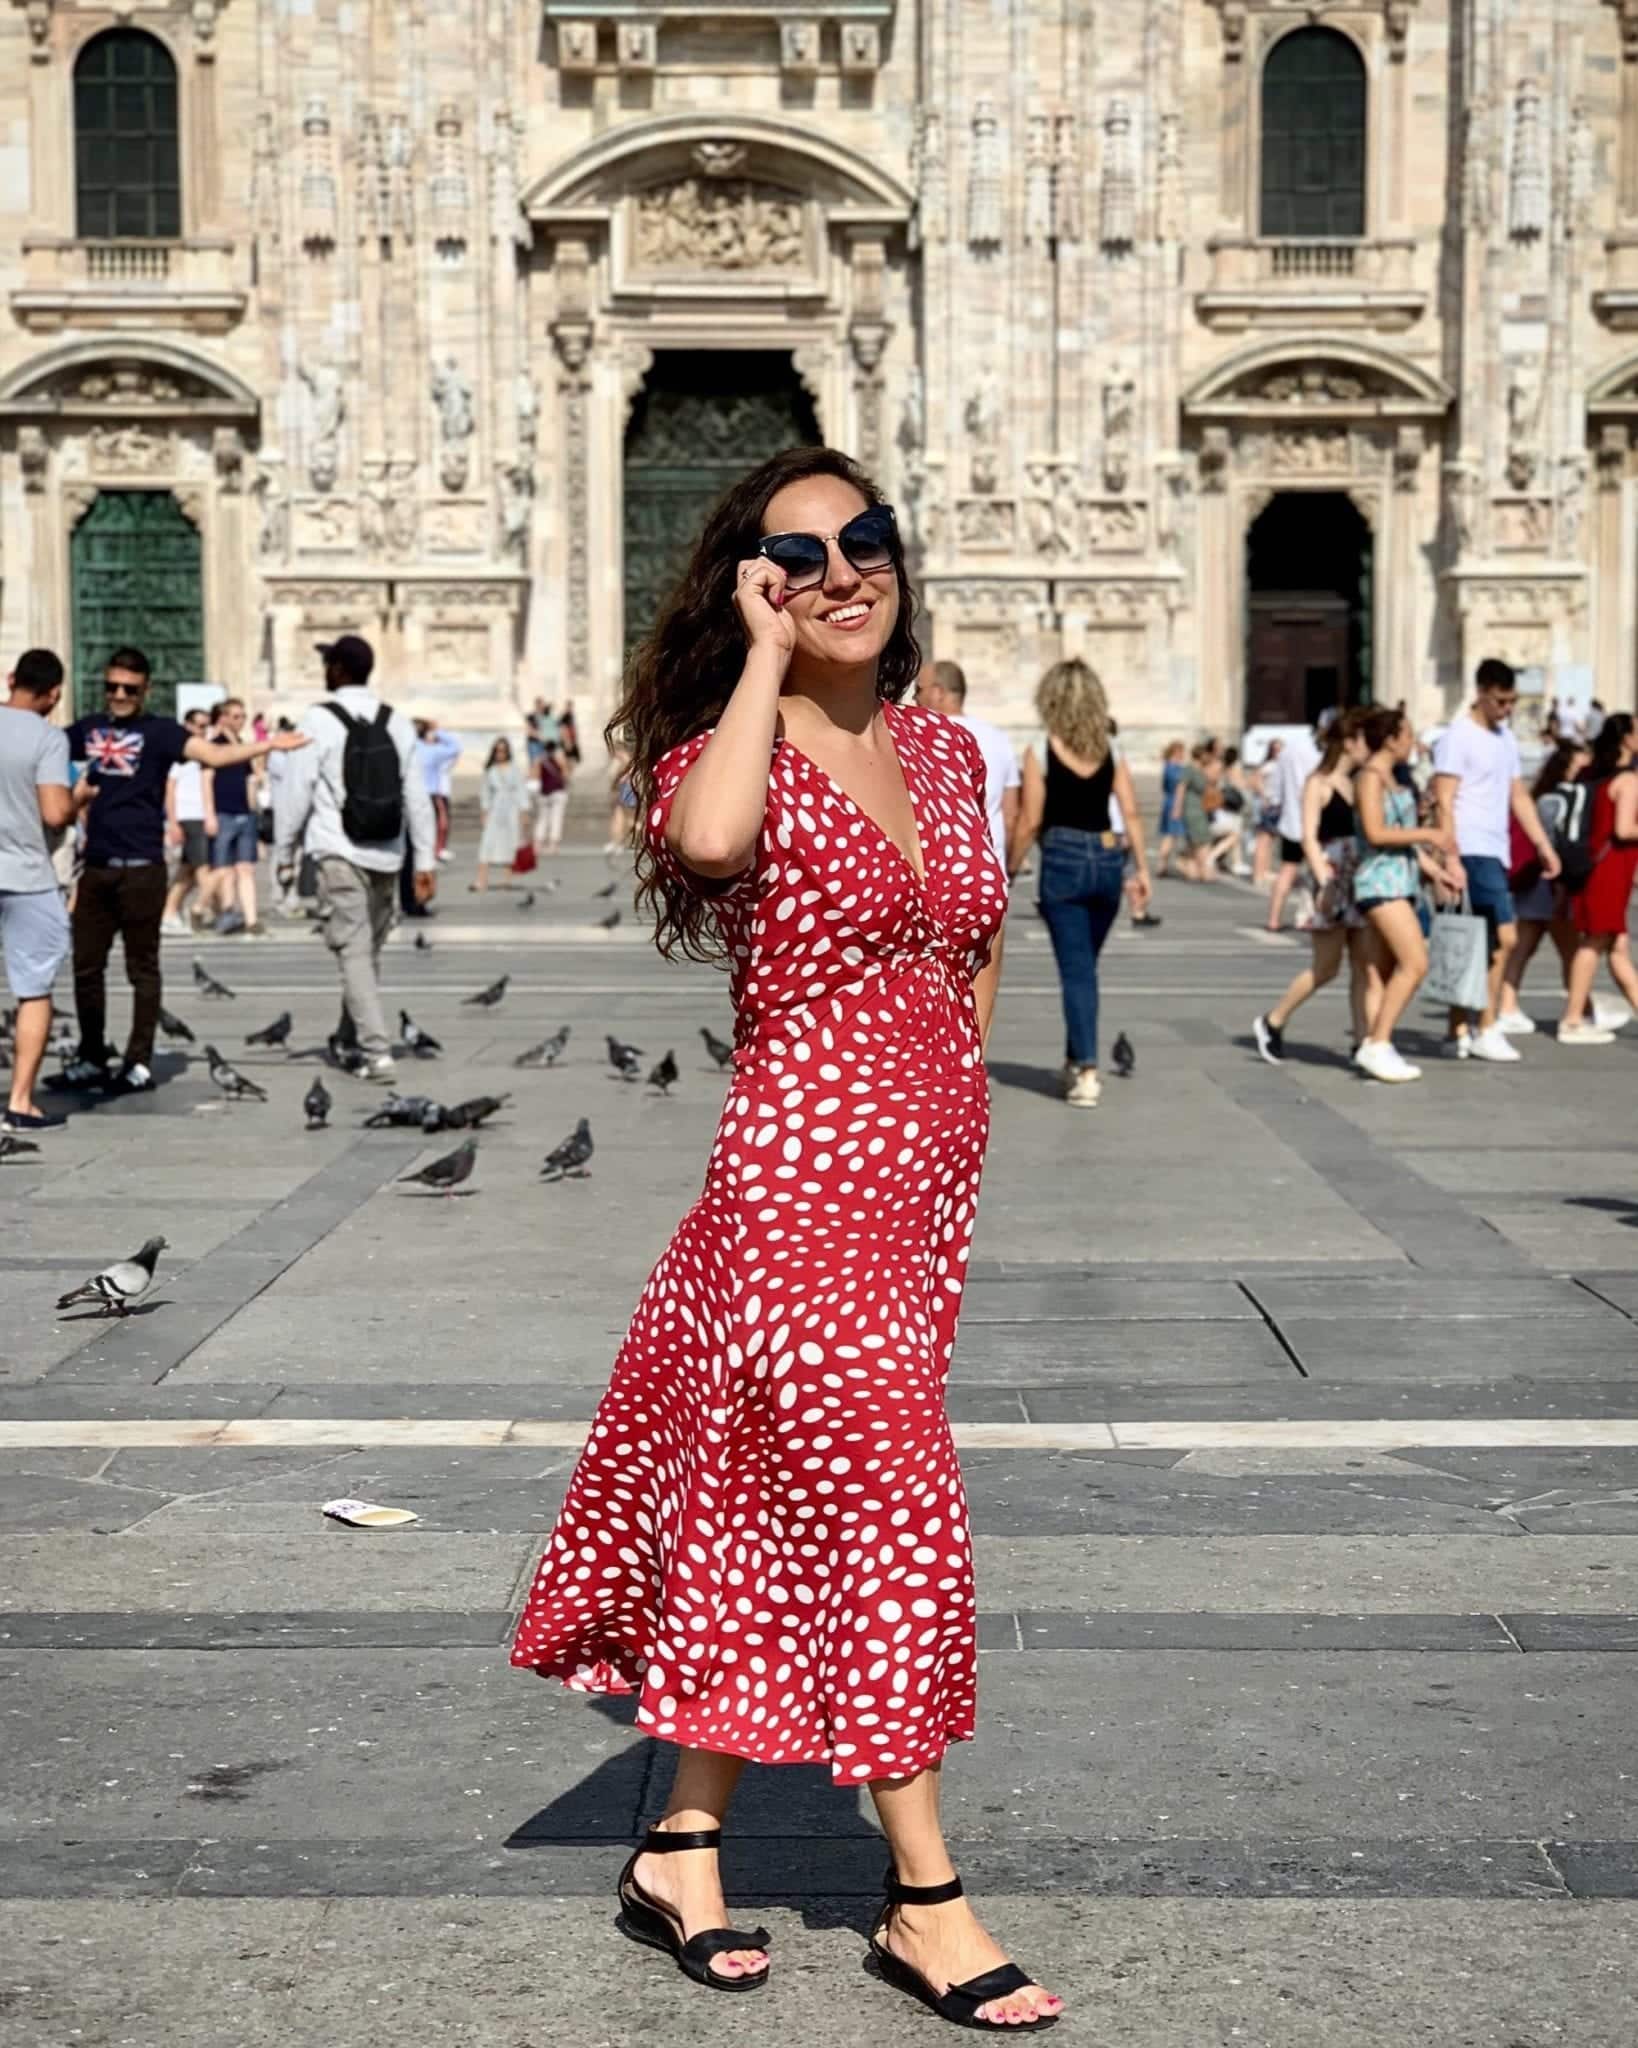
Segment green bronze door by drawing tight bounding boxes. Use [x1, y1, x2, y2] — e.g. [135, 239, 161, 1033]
[71, 489, 204, 716]
[623, 351, 820, 654]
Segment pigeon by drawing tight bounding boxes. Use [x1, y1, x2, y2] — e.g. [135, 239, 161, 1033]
[56, 1236, 168, 1318]
[203, 1044, 268, 1103]
[413, 931, 434, 952]
[158, 1006, 196, 1045]
[399, 1010, 442, 1058]
[647, 1050, 679, 1095]
[594, 880, 619, 899]
[1112, 1032, 1135, 1079]
[192, 960, 235, 999]
[599, 908, 623, 932]
[540, 1116, 594, 1182]
[606, 1035, 643, 1081]
[699, 1026, 733, 1070]
[518, 891, 536, 911]
[440, 1092, 509, 1131]
[399, 1135, 478, 1197]
[244, 1011, 294, 1049]
[0, 1133, 41, 1162]
[303, 1076, 332, 1130]
[463, 975, 510, 1008]
[514, 1024, 571, 1069]
[364, 1093, 444, 1130]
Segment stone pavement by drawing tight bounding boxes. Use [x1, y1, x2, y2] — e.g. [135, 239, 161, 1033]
[2, 852, 1636, 2048]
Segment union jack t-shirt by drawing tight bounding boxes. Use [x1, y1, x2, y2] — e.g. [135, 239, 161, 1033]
[68, 714, 189, 866]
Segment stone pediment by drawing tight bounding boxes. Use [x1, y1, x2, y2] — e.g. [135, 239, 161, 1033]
[0, 339, 259, 422]
[1183, 340, 1452, 420]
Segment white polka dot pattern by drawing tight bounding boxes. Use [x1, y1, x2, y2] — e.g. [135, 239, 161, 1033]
[509, 703, 1007, 1783]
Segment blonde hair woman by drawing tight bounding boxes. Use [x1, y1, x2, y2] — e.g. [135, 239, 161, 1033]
[1008, 658, 1152, 1107]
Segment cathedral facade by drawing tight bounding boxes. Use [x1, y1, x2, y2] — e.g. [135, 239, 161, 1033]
[1, 0, 1634, 754]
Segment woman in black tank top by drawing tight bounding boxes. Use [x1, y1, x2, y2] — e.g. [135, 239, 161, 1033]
[1009, 659, 1153, 1109]
[1253, 708, 1376, 1068]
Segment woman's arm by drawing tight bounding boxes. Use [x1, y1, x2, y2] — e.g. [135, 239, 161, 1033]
[1299, 771, 1332, 885]
[1110, 754, 1151, 912]
[665, 559, 794, 878]
[972, 944, 1001, 1053]
[1007, 746, 1046, 878]
[1612, 770, 1638, 844]
[1357, 767, 1453, 851]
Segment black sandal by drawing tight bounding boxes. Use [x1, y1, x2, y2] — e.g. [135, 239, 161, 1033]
[869, 1868, 1059, 2031]
[615, 1826, 771, 1993]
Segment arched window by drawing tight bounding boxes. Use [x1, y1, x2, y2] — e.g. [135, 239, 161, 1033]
[1260, 28, 1366, 239]
[74, 30, 181, 240]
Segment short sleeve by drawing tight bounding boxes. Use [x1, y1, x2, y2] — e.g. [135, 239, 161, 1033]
[646, 732, 757, 901]
[158, 719, 189, 771]
[35, 725, 70, 787]
[1432, 726, 1461, 779]
[1001, 736, 1022, 791]
[66, 718, 87, 764]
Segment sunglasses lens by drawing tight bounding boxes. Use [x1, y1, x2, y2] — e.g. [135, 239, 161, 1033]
[760, 534, 828, 591]
[839, 508, 897, 574]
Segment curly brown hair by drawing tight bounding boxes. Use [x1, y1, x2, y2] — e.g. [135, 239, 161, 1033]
[608, 444, 922, 962]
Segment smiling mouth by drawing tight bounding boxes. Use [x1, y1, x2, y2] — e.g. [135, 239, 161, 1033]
[821, 603, 873, 628]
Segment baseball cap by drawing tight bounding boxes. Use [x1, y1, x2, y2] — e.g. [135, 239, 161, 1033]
[316, 634, 375, 682]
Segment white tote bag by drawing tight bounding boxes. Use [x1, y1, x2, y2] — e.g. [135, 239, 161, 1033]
[1423, 893, 1490, 1012]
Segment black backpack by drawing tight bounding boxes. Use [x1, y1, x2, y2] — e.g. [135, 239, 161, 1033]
[319, 700, 404, 844]
[1547, 780, 1598, 891]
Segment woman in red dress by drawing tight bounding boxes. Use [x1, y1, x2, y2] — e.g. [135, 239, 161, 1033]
[1560, 712, 1638, 1043]
[510, 449, 1060, 2029]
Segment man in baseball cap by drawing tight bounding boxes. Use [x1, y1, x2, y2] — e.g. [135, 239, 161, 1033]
[314, 634, 374, 684]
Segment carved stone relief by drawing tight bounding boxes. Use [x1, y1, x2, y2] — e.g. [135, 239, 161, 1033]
[964, 374, 1002, 493]
[423, 500, 487, 552]
[557, 21, 597, 72]
[968, 100, 1003, 253]
[431, 358, 475, 494]
[1085, 500, 1145, 552]
[428, 104, 469, 255]
[780, 20, 820, 75]
[213, 426, 245, 491]
[299, 98, 337, 253]
[18, 425, 47, 492]
[1023, 463, 1079, 557]
[1099, 100, 1136, 255]
[87, 423, 176, 474]
[617, 22, 657, 72]
[1507, 78, 1547, 241]
[840, 23, 881, 74]
[292, 498, 359, 551]
[634, 181, 805, 272]
[1492, 498, 1552, 551]
[910, 108, 947, 248]
[1101, 377, 1134, 496]
[956, 498, 1016, 551]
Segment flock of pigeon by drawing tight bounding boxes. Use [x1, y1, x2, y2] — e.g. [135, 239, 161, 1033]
[36, 957, 736, 1313]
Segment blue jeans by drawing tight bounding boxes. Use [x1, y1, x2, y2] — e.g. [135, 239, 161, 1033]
[1037, 828, 1126, 1066]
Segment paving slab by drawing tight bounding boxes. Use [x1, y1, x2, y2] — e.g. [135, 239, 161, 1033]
[954, 1320, 1295, 1382]
[971, 1534, 1638, 1612]
[1276, 1317, 1638, 1381]
[0, 1531, 539, 1612]
[959, 1277, 1258, 1322]
[3, 1898, 1636, 2048]
[1245, 1274, 1626, 1321]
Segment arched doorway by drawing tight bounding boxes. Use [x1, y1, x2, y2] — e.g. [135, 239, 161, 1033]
[71, 489, 203, 716]
[1245, 492, 1372, 726]
[622, 351, 820, 652]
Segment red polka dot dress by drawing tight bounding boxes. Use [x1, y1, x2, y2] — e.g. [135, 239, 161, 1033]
[510, 702, 1006, 1784]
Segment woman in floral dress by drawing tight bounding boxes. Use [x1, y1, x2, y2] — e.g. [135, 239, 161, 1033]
[510, 448, 1061, 2029]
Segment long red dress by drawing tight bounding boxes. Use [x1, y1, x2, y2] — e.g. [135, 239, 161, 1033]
[510, 701, 1006, 1784]
[1573, 777, 1638, 936]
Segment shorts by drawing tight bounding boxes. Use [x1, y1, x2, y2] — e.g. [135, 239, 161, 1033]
[0, 886, 70, 1000]
[211, 813, 259, 867]
[1298, 840, 1364, 933]
[178, 821, 209, 869]
[1462, 853, 1515, 952]
[1279, 835, 1304, 866]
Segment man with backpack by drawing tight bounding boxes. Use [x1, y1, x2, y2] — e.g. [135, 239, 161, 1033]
[274, 636, 437, 1082]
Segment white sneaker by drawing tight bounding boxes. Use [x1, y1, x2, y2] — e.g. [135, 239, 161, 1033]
[1495, 1008, 1536, 1036]
[1592, 998, 1631, 1032]
[1066, 1066, 1103, 1108]
[1558, 1022, 1617, 1047]
[1468, 1026, 1522, 1063]
[1356, 1040, 1422, 1083]
[159, 915, 190, 938]
[1440, 1034, 1471, 1060]
[361, 1056, 398, 1084]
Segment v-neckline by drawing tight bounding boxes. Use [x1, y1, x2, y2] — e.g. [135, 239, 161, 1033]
[779, 703, 928, 886]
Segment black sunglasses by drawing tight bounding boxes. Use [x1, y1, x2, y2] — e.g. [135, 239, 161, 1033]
[105, 681, 145, 698]
[757, 505, 899, 595]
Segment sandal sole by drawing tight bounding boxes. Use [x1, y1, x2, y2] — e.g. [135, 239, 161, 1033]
[616, 1909, 769, 1993]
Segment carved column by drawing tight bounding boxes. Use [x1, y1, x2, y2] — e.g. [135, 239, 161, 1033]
[847, 235, 889, 476]
[1593, 423, 1633, 704]
[549, 235, 595, 709]
[1611, 2, 1638, 222]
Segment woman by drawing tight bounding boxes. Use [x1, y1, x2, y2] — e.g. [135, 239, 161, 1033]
[1253, 709, 1373, 1064]
[509, 449, 1058, 2030]
[1209, 746, 1253, 878]
[1176, 741, 1219, 880]
[1497, 740, 1590, 1035]
[1559, 713, 1638, 1045]
[1352, 706, 1458, 1083]
[1009, 657, 1153, 1108]
[604, 739, 637, 856]
[1153, 738, 1186, 877]
[471, 736, 526, 893]
[558, 699, 582, 767]
[1251, 738, 1284, 888]
[532, 742, 570, 858]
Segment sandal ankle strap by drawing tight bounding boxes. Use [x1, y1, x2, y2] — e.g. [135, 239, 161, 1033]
[642, 1826, 722, 1853]
[885, 1868, 964, 1907]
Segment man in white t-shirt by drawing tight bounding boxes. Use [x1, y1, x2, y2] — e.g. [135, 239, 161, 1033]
[1431, 658, 1561, 1061]
[915, 660, 1020, 877]
[1265, 720, 1322, 932]
[161, 707, 213, 935]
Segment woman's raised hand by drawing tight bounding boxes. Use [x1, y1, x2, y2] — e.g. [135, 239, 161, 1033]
[733, 558, 797, 668]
